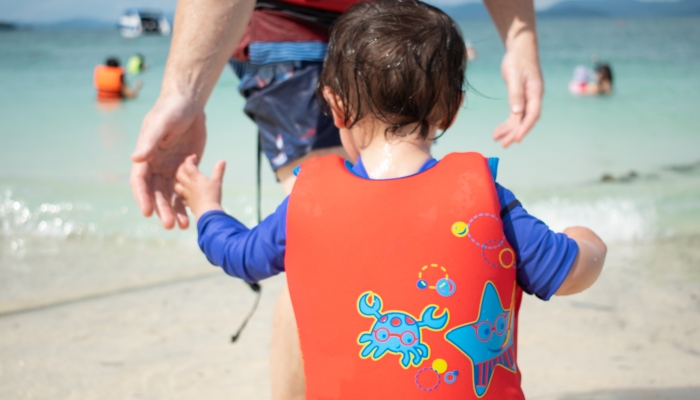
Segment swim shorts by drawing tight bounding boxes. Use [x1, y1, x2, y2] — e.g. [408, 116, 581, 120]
[229, 60, 341, 171]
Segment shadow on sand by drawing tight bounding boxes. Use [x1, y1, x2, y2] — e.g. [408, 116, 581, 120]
[552, 387, 700, 400]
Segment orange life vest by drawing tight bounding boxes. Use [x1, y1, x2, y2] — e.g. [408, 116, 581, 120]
[94, 65, 124, 100]
[276, 0, 357, 13]
[286, 153, 524, 399]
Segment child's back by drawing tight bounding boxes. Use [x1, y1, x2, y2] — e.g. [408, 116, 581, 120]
[287, 153, 520, 398]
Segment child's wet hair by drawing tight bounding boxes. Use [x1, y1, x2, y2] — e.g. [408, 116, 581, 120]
[318, 0, 466, 139]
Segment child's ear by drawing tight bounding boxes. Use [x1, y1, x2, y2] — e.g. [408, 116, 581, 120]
[322, 86, 349, 129]
[439, 92, 465, 130]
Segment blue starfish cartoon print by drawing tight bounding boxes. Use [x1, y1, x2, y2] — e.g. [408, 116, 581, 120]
[445, 282, 516, 397]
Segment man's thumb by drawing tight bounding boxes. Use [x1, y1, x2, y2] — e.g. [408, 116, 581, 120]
[131, 119, 163, 162]
[212, 160, 226, 182]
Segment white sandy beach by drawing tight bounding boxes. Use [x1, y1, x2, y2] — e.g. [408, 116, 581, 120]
[1, 238, 699, 399]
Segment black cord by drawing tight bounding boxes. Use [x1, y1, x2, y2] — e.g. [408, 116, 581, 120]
[231, 131, 264, 343]
[257, 130, 262, 224]
[231, 282, 262, 342]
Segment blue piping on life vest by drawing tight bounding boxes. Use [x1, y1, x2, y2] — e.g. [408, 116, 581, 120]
[488, 157, 499, 181]
[300, 157, 499, 181]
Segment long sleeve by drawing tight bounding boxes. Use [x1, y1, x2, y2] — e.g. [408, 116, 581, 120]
[497, 184, 579, 300]
[196, 197, 289, 283]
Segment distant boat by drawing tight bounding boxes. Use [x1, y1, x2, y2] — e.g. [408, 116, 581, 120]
[118, 9, 171, 38]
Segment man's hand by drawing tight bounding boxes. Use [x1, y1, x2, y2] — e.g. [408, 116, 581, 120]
[174, 155, 226, 220]
[130, 94, 206, 229]
[483, 0, 543, 148]
[493, 35, 543, 148]
[129, 0, 254, 230]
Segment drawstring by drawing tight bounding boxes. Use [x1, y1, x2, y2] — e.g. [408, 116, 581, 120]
[231, 281, 262, 342]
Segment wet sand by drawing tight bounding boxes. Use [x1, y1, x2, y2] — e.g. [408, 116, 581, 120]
[1, 238, 699, 399]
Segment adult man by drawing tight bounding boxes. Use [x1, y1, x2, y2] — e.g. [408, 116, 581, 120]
[130, 1, 543, 398]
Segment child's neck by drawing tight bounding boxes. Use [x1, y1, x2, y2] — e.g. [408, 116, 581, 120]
[355, 121, 435, 180]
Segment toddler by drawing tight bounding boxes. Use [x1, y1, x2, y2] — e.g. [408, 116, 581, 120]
[175, 1, 606, 398]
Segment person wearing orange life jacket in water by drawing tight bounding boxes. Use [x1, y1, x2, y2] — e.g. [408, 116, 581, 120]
[173, 2, 607, 398]
[94, 57, 142, 101]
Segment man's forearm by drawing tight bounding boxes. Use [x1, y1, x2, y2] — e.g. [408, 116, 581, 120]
[482, 0, 537, 50]
[161, 0, 255, 106]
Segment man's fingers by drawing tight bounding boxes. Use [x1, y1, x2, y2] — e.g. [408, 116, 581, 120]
[130, 162, 154, 217]
[514, 79, 544, 142]
[514, 96, 541, 143]
[212, 160, 226, 183]
[172, 190, 190, 230]
[493, 114, 519, 148]
[493, 67, 525, 148]
[153, 175, 176, 230]
[174, 203, 190, 229]
[493, 123, 510, 141]
[505, 69, 525, 115]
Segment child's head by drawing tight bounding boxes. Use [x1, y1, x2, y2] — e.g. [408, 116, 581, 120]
[318, 0, 466, 141]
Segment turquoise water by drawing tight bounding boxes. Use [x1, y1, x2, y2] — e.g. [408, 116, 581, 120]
[1, 17, 699, 252]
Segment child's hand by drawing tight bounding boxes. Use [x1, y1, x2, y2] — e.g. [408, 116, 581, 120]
[174, 154, 225, 221]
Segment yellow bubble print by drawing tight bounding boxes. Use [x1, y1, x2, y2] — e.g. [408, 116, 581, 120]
[451, 221, 468, 238]
[432, 358, 447, 374]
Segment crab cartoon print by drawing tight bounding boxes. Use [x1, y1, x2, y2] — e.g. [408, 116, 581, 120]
[357, 291, 449, 369]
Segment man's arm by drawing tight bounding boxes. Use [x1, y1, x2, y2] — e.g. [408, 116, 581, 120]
[130, 0, 255, 230]
[555, 227, 606, 295]
[156, 0, 255, 109]
[482, 0, 543, 147]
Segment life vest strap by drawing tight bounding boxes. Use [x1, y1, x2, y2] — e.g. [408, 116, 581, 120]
[500, 199, 521, 219]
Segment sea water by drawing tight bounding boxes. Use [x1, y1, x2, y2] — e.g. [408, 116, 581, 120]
[1, 18, 699, 310]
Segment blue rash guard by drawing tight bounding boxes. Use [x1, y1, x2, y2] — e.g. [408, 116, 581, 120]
[197, 157, 579, 300]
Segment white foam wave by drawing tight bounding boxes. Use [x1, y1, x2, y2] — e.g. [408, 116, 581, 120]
[527, 196, 658, 243]
[0, 191, 97, 240]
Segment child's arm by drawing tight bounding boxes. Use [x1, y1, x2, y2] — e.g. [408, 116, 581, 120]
[497, 183, 605, 300]
[554, 227, 606, 296]
[174, 155, 286, 283]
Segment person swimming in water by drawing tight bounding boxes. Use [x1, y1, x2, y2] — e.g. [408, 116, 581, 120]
[569, 63, 613, 96]
[94, 57, 142, 101]
[127, 53, 148, 75]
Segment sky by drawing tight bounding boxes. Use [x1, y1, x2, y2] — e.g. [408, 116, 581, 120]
[0, 0, 679, 24]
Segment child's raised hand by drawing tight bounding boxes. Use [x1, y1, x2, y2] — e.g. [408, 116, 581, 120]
[174, 154, 225, 221]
